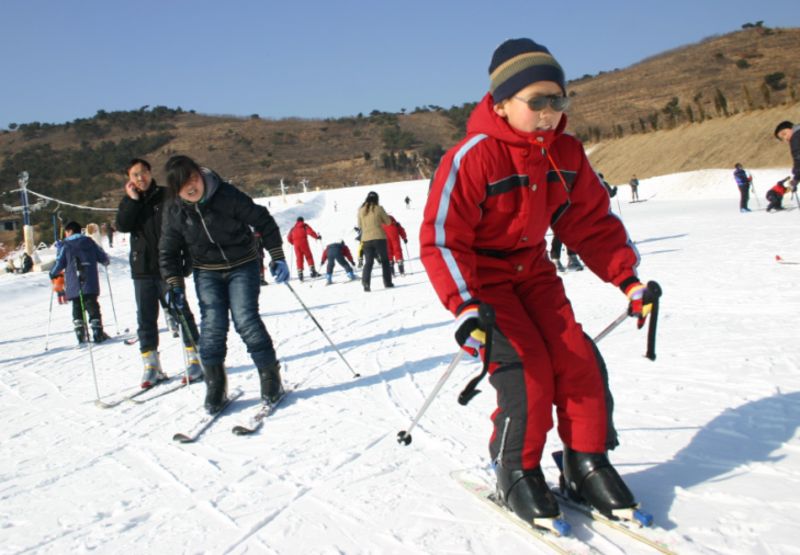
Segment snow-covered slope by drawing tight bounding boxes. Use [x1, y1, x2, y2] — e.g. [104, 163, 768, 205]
[1, 170, 799, 554]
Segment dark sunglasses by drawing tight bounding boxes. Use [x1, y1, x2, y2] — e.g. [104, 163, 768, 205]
[513, 94, 570, 112]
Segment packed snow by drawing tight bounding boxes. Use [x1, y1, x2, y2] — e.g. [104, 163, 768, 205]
[1, 168, 799, 554]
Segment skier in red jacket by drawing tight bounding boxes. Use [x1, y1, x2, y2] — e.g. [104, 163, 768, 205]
[381, 216, 408, 276]
[420, 38, 659, 525]
[286, 217, 321, 281]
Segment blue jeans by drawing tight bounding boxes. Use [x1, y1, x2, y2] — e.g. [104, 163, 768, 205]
[193, 260, 276, 368]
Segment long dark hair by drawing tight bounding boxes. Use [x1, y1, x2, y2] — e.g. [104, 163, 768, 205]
[361, 191, 379, 213]
[165, 155, 202, 200]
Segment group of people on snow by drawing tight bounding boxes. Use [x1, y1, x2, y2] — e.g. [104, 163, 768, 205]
[733, 121, 799, 213]
[34, 35, 799, 534]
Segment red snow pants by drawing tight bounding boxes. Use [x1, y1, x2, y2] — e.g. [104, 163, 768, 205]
[293, 242, 315, 270]
[480, 260, 608, 470]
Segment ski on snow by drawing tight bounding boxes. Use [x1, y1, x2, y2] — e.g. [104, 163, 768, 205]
[231, 388, 291, 436]
[451, 470, 598, 555]
[95, 375, 182, 409]
[550, 451, 678, 555]
[172, 388, 244, 443]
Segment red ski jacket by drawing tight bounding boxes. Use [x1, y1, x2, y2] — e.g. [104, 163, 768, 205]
[382, 217, 407, 259]
[287, 222, 319, 247]
[420, 94, 639, 314]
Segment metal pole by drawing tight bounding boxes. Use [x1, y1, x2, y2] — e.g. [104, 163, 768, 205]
[103, 265, 120, 335]
[593, 309, 630, 344]
[44, 289, 55, 351]
[284, 282, 360, 377]
[397, 350, 465, 445]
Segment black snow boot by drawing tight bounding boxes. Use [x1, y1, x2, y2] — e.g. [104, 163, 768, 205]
[561, 446, 636, 517]
[566, 254, 584, 271]
[495, 464, 560, 522]
[203, 363, 228, 414]
[258, 361, 284, 404]
[73, 319, 87, 344]
[90, 318, 110, 343]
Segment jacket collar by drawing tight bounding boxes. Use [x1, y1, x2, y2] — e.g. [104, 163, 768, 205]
[466, 93, 567, 150]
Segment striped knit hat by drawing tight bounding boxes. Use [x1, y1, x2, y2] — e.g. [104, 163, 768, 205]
[489, 38, 566, 103]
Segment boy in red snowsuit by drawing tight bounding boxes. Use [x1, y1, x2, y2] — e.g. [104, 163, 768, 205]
[381, 216, 408, 275]
[420, 38, 658, 524]
[286, 217, 321, 281]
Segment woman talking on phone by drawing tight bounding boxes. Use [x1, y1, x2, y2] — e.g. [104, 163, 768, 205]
[116, 158, 202, 390]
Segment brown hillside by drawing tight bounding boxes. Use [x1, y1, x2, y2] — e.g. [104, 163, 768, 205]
[567, 27, 800, 140]
[586, 104, 800, 184]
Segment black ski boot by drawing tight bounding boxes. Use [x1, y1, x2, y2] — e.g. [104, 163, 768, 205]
[73, 319, 87, 344]
[310, 266, 320, 278]
[298, 270, 304, 282]
[398, 261, 405, 275]
[566, 254, 584, 271]
[203, 363, 228, 414]
[551, 256, 566, 272]
[90, 318, 110, 343]
[495, 463, 560, 523]
[258, 361, 284, 404]
[561, 446, 636, 517]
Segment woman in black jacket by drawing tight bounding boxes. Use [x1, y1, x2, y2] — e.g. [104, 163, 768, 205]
[116, 158, 201, 389]
[159, 155, 289, 413]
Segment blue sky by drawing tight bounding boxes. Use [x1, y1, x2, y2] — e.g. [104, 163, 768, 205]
[1, 0, 798, 127]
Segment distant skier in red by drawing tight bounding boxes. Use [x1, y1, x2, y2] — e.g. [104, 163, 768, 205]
[287, 217, 321, 281]
[381, 216, 408, 276]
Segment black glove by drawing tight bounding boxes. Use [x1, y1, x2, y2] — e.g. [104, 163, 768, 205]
[166, 286, 186, 312]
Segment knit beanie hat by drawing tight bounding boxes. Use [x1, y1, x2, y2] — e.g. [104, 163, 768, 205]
[489, 38, 566, 103]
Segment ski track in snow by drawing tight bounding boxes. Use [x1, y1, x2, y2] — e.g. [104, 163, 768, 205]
[1, 169, 799, 554]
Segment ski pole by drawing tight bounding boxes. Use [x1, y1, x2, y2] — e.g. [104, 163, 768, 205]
[44, 288, 55, 351]
[175, 312, 197, 388]
[284, 281, 361, 378]
[403, 242, 412, 273]
[397, 350, 465, 446]
[398, 304, 494, 444]
[593, 310, 629, 344]
[750, 183, 761, 209]
[103, 265, 120, 335]
[78, 289, 103, 406]
[616, 194, 624, 219]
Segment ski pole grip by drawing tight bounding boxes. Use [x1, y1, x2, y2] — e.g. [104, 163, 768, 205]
[478, 303, 495, 329]
[645, 281, 662, 361]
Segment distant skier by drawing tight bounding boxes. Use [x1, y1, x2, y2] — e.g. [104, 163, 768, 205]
[159, 155, 289, 414]
[357, 191, 394, 292]
[598, 172, 617, 197]
[287, 217, 321, 281]
[421, 38, 659, 524]
[353, 226, 365, 268]
[116, 158, 202, 389]
[629, 175, 639, 202]
[733, 163, 752, 213]
[321, 241, 357, 285]
[549, 236, 582, 272]
[404, 195, 411, 209]
[20, 252, 33, 274]
[766, 177, 791, 212]
[381, 216, 408, 276]
[774, 121, 800, 193]
[49, 221, 111, 344]
[52, 271, 68, 304]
